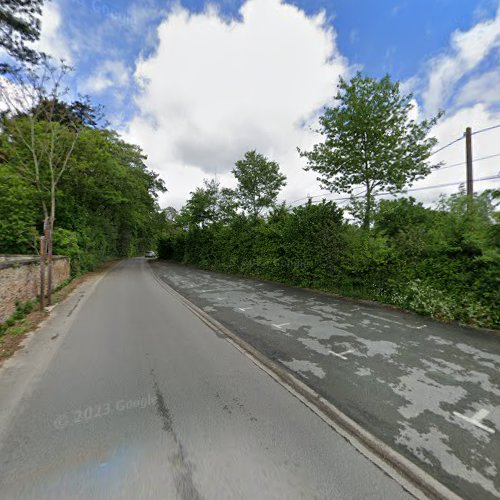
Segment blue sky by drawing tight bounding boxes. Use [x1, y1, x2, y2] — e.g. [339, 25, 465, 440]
[36, 0, 500, 207]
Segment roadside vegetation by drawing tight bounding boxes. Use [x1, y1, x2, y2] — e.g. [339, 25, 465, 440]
[158, 75, 500, 329]
[0, 62, 167, 275]
[1, 5, 498, 329]
[0, 3, 168, 349]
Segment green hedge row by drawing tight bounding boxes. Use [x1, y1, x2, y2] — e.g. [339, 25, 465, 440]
[160, 195, 500, 329]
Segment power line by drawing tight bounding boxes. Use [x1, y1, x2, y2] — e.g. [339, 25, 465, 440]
[291, 126, 500, 205]
[290, 191, 330, 204]
[383, 175, 499, 195]
[434, 152, 500, 171]
[293, 175, 500, 207]
[428, 124, 500, 157]
[290, 185, 365, 205]
[471, 123, 500, 136]
[429, 135, 464, 156]
[293, 151, 500, 203]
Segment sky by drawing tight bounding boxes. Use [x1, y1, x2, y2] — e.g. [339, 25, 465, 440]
[33, 0, 500, 209]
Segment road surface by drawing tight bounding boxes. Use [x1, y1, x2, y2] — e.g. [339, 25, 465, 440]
[0, 259, 412, 500]
[150, 260, 500, 500]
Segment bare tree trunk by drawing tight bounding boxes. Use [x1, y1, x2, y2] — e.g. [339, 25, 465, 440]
[47, 220, 53, 306]
[363, 186, 372, 230]
[39, 233, 46, 310]
[47, 187, 56, 306]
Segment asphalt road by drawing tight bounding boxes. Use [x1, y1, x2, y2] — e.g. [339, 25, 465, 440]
[0, 259, 413, 500]
[150, 260, 500, 500]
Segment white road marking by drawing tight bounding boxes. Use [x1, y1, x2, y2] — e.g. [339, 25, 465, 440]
[238, 307, 253, 312]
[361, 312, 426, 330]
[453, 409, 495, 434]
[272, 322, 290, 329]
[200, 289, 219, 293]
[329, 349, 353, 360]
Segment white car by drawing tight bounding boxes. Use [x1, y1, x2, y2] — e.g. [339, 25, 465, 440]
[144, 250, 156, 258]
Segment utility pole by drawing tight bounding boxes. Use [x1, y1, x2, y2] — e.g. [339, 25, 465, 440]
[465, 127, 473, 211]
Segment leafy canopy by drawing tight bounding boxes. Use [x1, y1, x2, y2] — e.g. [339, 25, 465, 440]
[0, 0, 44, 72]
[232, 150, 286, 217]
[299, 72, 441, 228]
[178, 179, 237, 228]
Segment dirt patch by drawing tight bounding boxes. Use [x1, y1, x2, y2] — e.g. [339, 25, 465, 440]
[0, 260, 120, 366]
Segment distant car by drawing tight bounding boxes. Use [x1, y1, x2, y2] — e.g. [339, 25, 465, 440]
[144, 250, 156, 259]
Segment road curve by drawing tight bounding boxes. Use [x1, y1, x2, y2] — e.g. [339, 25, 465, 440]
[0, 259, 413, 499]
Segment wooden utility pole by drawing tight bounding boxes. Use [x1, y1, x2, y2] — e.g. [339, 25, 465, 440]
[465, 127, 473, 210]
[39, 235, 46, 310]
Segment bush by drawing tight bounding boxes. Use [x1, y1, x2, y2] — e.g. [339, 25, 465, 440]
[164, 191, 499, 329]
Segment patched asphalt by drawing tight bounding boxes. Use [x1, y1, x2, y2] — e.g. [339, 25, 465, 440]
[0, 259, 413, 499]
[151, 260, 500, 500]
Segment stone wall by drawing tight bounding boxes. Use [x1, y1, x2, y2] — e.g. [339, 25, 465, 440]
[0, 255, 70, 324]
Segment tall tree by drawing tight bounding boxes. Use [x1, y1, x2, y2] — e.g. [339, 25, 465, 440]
[0, 0, 44, 72]
[55, 128, 166, 262]
[0, 60, 101, 303]
[232, 150, 286, 218]
[299, 72, 441, 229]
[178, 179, 237, 228]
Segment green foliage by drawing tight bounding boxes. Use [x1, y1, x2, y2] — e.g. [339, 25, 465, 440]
[168, 188, 499, 329]
[279, 201, 345, 288]
[158, 237, 176, 260]
[0, 163, 39, 253]
[178, 179, 236, 228]
[232, 150, 286, 217]
[1, 60, 498, 331]
[177, 178, 240, 230]
[51, 128, 167, 273]
[299, 72, 441, 228]
[372, 191, 500, 327]
[0, 122, 167, 275]
[0, 0, 44, 72]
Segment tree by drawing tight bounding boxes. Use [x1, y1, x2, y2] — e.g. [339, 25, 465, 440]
[374, 197, 438, 239]
[0, 161, 39, 253]
[0, 122, 168, 272]
[0, 60, 101, 304]
[178, 179, 237, 228]
[232, 150, 286, 218]
[0, 0, 45, 72]
[51, 127, 166, 268]
[163, 207, 179, 222]
[299, 72, 441, 229]
[179, 179, 220, 228]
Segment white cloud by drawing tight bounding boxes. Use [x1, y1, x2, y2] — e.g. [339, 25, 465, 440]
[124, 0, 500, 210]
[34, 0, 73, 63]
[455, 68, 500, 107]
[81, 60, 130, 94]
[125, 0, 349, 208]
[421, 6, 500, 115]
